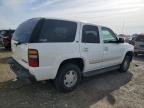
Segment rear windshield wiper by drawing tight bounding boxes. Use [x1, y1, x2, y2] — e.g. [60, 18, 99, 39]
[15, 42, 22, 46]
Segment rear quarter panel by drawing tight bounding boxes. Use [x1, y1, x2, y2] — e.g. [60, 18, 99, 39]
[28, 22, 81, 81]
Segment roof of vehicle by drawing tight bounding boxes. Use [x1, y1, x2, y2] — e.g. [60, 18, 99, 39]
[31, 17, 102, 27]
[0, 29, 15, 32]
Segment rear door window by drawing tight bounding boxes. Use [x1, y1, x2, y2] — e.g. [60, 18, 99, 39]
[38, 19, 77, 42]
[82, 25, 100, 43]
[12, 18, 40, 43]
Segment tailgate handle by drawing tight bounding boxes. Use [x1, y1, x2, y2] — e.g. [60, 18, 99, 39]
[14, 42, 27, 46]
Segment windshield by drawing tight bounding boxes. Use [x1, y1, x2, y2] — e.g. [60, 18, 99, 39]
[135, 35, 144, 42]
[12, 18, 39, 43]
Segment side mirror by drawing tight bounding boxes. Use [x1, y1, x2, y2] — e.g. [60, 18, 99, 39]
[118, 38, 124, 43]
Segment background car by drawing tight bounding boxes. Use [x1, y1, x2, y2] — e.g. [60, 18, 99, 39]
[0, 30, 6, 46]
[130, 34, 144, 56]
[0, 30, 2, 45]
[0, 30, 15, 50]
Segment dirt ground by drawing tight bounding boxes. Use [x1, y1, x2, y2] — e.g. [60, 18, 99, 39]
[0, 47, 144, 108]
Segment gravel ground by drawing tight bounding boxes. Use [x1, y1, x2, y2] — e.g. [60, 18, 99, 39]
[0, 47, 144, 108]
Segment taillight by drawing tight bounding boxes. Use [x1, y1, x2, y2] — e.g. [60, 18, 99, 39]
[28, 49, 39, 67]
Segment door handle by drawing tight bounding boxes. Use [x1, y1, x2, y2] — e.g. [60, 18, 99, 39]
[104, 47, 108, 51]
[83, 47, 88, 52]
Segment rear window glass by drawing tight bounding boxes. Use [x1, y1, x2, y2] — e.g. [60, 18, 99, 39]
[135, 35, 144, 42]
[5, 30, 15, 37]
[0, 31, 7, 35]
[12, 19, 39, 43]
[38, 19, 77, 42]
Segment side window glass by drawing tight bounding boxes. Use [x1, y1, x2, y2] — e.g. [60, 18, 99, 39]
[38, 20, 77, 42]
[82, 25, 100, 43]
[102, 27, 118, 43]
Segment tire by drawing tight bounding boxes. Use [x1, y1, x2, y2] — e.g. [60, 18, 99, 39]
[54, 63, 81, 93]
[119, 55, 132, 73]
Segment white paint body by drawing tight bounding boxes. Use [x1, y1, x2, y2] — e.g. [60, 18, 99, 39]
[11, 18, 134, 81]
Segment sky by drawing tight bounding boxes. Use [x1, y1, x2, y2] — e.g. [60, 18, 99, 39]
[0, 0, 144, 35]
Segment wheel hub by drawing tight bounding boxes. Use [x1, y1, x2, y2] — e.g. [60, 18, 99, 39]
[64, 70, 77, 88]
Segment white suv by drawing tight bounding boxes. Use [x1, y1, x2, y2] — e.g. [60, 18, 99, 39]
[10, 18, 134, 92]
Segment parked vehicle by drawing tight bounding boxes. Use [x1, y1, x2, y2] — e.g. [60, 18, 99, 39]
[0, 30, 3, 45]
[0, 30, 2, 36]
[0, 30, 15, 50]
[0, 30, 7, 46]
[130, 34, 144, 56]
[10, 18, 134, 92]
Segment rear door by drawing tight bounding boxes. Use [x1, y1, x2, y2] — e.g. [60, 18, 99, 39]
[12, 18, 40, 68]
[80, 25, 103, 72]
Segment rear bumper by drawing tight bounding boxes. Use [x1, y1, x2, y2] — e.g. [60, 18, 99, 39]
[9, 58, 36, 81]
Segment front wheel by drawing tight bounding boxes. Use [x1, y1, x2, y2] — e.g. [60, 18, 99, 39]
[54, 64, 81, 93]
[119, 55, 132, 73]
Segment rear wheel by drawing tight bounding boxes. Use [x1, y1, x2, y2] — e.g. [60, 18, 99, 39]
[119, 55, 132, 72]
[54, 64, 81, 93]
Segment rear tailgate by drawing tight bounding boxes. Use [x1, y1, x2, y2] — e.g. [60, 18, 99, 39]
[11, 40, 29, 69]
[11, 18, 41, 69]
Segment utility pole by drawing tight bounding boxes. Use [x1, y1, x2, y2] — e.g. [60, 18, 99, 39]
[122, 15, 125, 34]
